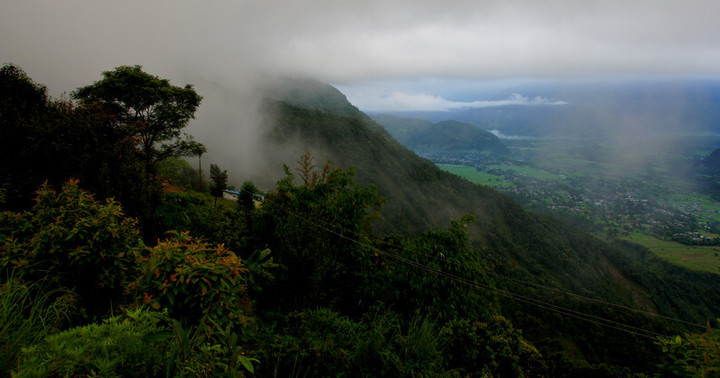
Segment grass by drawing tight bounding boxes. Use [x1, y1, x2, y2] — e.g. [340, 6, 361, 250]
[623, 233, 720, 275]
[436, 164, 515, 189]
[485, 164, 564, 181]
[0, 279, 73, 375]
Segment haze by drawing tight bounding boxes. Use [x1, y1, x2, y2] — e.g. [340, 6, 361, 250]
[3, 0, 720, 185]
[3, 0, 719, 90]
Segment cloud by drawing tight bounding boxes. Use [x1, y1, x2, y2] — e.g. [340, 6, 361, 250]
[488, 130, 532, 140]
[1, 0, 720, 94]
[346, 91, 567, 112]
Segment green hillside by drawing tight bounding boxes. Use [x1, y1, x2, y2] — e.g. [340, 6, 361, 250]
[372, 114, 510, 156]
[259, 79, 720, 373]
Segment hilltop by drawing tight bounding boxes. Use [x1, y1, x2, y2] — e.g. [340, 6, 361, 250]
[371, 114, 511, 157]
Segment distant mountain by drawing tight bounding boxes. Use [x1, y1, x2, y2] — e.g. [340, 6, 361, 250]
[371, 114, 510, 157]
[254, 78, 720, 372]
[374, 79, 720, 139]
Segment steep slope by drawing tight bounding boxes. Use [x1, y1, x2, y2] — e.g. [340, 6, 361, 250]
[372, 114, 510, 156]
[252, 78, 720, 371]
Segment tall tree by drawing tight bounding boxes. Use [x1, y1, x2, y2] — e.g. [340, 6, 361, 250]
[0, 64, 49, 208]
[0, 64, 143, 212]
[210, 164, 228, 205]
[72, 65, 203, 181]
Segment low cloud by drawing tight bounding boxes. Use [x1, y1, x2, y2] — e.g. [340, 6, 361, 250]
[489, 129, 533, 140]
[348, 91, 567, 112]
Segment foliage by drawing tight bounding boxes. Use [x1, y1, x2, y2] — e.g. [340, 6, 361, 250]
[657, 326, 720, 377]
[72, 65, 203, 178]
[13, 309, 169, 377]
[254, 154, 385, 310]
[253, 308, 443, 377]
[7, 66, 720, 376]
[439, 316, 547, 377]
[0, 279, 74, 376]
[158, 156, 204, 190]
[0, 63, 47, 116]
[0, 64, 147, 221]
[372, 215, 498, 322]
[128, 231, 252, 328]
[151, 312, 259, 377]
[238, 181, 259, 234]
[154, 190, 243, 250]
[210, 163, 228, 199]
[0, 179, 142, 312]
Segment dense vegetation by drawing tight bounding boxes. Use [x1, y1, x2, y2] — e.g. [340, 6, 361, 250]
[2, 64, 719, 376]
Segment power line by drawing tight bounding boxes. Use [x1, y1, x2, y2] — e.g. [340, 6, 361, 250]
[241, 184, 699, 337]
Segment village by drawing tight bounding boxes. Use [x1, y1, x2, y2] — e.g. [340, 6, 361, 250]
[427, 147, 720, 246]
[488, 166, 720, 245]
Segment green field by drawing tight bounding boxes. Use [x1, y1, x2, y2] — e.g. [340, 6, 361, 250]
[485, 164, 565, 181]
[436, 164, 515, 189]
[624, 233, 720, 274]
[667, 193, 720, 223]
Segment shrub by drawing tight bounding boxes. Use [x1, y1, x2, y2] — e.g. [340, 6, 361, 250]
[254, 309, 444, 377]
[128, 231, 252, 327]
[439, 316, 546, 377]
[0, 180, 142, 313]
[657, 327, 720, 377]
[13, 309, 168, 377]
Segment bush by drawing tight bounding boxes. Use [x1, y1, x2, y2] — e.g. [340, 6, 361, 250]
[253, 308, 444, 376]
[0, 180, 142, 314]
[657, 327, 720, 377]
[13, 309, 168, 377]
[128, 231, 252, 328]
[439, 316, 546, 377]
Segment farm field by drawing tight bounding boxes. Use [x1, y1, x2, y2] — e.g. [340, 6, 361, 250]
[436, 164, 515, 188]
[623, 233, 720, 274]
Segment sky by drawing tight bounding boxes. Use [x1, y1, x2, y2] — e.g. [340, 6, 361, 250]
[3, 0, 720, 109]
[3, 0, 720, 185]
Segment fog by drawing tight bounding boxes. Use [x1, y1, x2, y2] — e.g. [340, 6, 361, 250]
[4, 1, 719, 89]
[3, 1, 720, 186]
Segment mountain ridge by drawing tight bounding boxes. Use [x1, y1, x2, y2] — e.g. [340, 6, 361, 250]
[197, 76, 720, 372]
[371, 114, 510, 157]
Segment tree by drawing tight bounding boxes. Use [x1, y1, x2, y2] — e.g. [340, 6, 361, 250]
[0, 64, 50, 208]
[210, 164, 228, 205]
[238, 181, 259, 222]
[72, 65, 203, 181]
[189, 142, 207, 191]
[0, 64, 144, 213]
[255, 156, 385, 310]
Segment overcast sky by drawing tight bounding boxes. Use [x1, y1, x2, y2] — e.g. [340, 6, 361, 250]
[2, 0, 720, 109]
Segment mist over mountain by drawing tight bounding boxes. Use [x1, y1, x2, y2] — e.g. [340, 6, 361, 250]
[4, 0, 720, 374]
[370, 115, 510, 157]
[251, 78, 720, 371]
[367, 79, 720, 140]
[3, 62, 720, 374]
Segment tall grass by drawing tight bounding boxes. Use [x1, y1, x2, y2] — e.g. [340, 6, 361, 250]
[0, 277, 73, 375]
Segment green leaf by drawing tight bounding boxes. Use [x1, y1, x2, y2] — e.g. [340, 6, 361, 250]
[236, 355, 259, 374]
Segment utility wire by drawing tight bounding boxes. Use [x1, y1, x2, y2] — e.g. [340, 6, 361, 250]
[240, 184, 699, 337]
